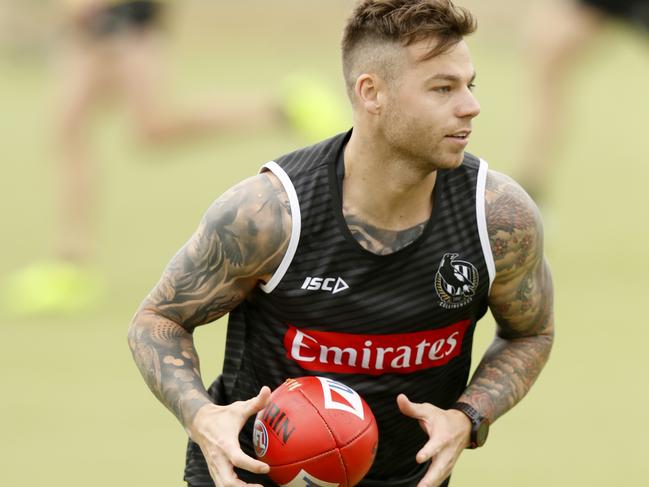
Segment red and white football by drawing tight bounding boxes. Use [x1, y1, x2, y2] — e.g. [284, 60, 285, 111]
[252, 376, 378, 487]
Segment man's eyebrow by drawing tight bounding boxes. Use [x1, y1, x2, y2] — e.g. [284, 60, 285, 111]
[427, 72, 477, 83]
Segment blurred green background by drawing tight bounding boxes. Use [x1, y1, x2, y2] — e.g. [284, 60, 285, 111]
[1, 0, 648, 485]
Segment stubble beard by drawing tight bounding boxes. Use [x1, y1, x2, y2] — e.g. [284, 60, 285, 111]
[383, 119, 464, 173]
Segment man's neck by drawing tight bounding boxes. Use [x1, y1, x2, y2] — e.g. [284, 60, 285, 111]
[342, 129, 438, 231]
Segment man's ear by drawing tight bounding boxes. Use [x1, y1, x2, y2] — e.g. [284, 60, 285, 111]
[355, 74, 383, 115]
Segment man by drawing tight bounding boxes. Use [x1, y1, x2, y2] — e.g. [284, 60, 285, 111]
[128, 1, 554, 486]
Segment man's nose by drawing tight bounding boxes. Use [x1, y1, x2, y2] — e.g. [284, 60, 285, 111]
[457, 89, 481, 119]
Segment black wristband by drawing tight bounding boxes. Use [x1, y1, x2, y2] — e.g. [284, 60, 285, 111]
[449, 401, 489, 449]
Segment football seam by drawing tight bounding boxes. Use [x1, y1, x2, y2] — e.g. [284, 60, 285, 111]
[338, 414, 376, 448]
[338, 416, 377, 484]
[266, 447, 343, 469]
[298, 388, 377, 487]
[298, 387, 349, 486]
[300, 388, 375, 450]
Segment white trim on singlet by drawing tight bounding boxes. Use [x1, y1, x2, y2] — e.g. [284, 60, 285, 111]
[477, 158, 496, 293]
[259, 161, 301, 294]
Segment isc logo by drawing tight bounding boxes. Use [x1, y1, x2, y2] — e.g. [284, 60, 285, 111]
[301, 276, 349, 294]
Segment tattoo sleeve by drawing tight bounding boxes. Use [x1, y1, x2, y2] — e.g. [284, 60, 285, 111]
[458, 171, 554, 423]
[127, 172, 291, 428]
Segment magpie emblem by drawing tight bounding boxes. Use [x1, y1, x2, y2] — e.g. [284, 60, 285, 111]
[434, 252, 479, 309]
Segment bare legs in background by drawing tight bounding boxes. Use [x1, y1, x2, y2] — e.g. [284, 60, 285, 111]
[518, 0, 606, 201]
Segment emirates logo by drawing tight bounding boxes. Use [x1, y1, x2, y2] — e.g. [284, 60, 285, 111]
[283, 321, 470, 375]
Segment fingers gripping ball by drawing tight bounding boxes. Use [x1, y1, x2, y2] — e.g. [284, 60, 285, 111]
[253, 377, 378, 487]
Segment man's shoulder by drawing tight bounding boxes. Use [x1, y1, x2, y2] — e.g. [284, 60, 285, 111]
[484, 170, 544, 274]
[484, 169, 539, 211]
[203, 172, 291, 237]
[273, 130, 351, 172]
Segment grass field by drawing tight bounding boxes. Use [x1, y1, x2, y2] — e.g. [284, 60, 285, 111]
[1, 1, 648, 485]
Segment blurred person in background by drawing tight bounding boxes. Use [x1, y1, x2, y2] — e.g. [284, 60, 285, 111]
[2, 0, 347, 317]
[128, 1, 554, 486]
[517, 0, 648, 202]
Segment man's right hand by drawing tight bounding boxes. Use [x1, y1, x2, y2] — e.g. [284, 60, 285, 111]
[188, 387, 272, 487]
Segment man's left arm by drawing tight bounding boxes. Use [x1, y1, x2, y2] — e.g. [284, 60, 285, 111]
[456, 169, 555, 422]
[397, 170, 554, 487]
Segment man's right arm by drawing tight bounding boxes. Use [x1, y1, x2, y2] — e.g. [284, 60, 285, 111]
[127, 172, 291, 481]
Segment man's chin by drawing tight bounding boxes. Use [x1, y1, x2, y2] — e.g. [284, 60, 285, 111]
[437, 151, 465, 169]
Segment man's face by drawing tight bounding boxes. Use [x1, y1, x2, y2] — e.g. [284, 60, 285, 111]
[379, 39, 480, 170]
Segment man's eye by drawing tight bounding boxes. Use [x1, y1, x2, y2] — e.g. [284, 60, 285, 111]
[468, 83, 476, 91]
[434, 86, 452, 93]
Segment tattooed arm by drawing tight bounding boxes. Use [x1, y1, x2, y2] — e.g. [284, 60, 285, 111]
[127, 171, 291, 485]
[456, 170, 555, 422]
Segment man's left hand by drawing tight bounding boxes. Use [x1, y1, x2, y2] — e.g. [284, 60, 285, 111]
[396, 394, 472, 487]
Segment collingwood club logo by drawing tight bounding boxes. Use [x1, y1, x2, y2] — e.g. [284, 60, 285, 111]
[434, 252, 479, 309]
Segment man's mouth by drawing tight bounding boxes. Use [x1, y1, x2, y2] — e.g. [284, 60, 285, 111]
[446, 130, 471, 140]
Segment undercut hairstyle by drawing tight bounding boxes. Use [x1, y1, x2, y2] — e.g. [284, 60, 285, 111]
[342, 0, 477, 101]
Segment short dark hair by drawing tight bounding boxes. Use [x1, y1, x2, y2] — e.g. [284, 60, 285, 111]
[342, 0, 477, 98]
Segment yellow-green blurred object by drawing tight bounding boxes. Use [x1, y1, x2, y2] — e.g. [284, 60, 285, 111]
[280, 73, 350, 142]
[2, 261, 104, 317]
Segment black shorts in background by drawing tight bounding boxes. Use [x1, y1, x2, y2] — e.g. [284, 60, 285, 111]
[581, 0, 649, 29]
[83, 0, 165, 38]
